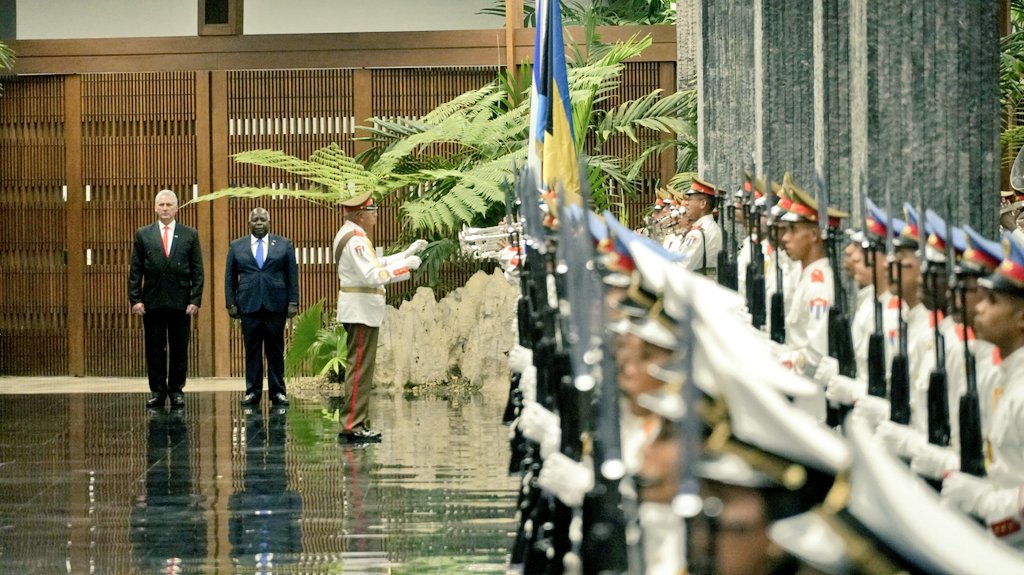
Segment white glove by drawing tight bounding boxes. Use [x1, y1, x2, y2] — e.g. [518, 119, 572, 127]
[942, 471, 994, 517]
[406, 239, 428, 255]
[537, 452, 594, 507]
[508, 344, 534, 374]
[910, 443, 960, 480]
[851, 395, 890, 428]
[519, 365, 537, 405]
[814, 356, 840, 385]
[825, 374, 865, 406]
[518, 402, 561, 446]
[404, 255, 422, 270]
[876, 420, 927, 459]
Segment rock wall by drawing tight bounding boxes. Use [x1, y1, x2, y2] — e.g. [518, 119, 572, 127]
[375, 269, 518, 399]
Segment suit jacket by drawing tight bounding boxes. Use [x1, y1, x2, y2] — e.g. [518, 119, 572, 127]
[128, 222, 204, 310]
[225, 233, 299, 314]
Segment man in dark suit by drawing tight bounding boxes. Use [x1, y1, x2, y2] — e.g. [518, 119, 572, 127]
[129, 189, 205, 409]
[225, 207, 299, 407]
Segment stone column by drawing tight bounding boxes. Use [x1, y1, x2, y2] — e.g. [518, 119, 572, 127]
[848, 0, 1000, 231]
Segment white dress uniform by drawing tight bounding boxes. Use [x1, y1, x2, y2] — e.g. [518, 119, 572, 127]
[679, 213, 722, 276]
[333, 220, 414, 327]
[907, 314, 956, 435]
[851, 287, 895, 383]
[944, 327, 1003, 449]
[985, 346, 1024, 488]
[784, 257, 833, 376]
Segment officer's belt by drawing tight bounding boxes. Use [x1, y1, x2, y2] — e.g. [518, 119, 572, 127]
[340, 286, 386, 295]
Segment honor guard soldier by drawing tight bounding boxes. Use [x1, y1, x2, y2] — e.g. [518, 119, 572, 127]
[680, 177, 723, 279]
[775, 173, 848, 418]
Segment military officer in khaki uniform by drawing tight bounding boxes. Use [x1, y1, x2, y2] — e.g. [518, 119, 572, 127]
[333, 192, 427, 443]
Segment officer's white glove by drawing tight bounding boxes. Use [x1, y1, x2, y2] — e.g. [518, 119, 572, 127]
[941, 471, 994, 517]
[851, 395, 890, 428]
[813, 356, 840, 386]
[825, 374, 865, 406]
[404, 255, 422, 270]
[876, 420, 927, 458]
[537, 452, 594, 507]
[518, 401, 560, 446]
[519, 365, 537, 405]
[910, 443, 960, 480]
[508, 344, 534, 374]
[407, 239, 429, 255]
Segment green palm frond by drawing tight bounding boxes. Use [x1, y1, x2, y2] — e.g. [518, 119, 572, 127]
[285, 299, 326, 379]
[236, 146, 380, 194]
[595, 89, 696, 144]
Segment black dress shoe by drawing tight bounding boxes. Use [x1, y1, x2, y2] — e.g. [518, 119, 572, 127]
[146, 393, 166, 408]
[239, 393, 260, 407]
[270, 393, 289, 406]
[337, 428, 382, 444]
[169, 393, 185, 408]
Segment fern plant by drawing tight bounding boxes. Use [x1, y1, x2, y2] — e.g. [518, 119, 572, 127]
[285, 299, 348, 383]
[188, 31, 698, 282]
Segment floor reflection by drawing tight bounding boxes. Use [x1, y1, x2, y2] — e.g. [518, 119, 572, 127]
[0, 390, 517, 574]
[131, 409, 207, 572]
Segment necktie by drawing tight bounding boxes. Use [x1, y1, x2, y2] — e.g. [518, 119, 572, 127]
[162, 225, 170, 257]
[255, 238, 265, 269]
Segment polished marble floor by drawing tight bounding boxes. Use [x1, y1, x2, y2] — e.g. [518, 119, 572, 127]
[0, 381, 518, 574]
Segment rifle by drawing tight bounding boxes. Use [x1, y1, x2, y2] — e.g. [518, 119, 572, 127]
[503, 178, 525, 427]
[768, 179, 786, 343]
[924, 201, 950, 447]
[556, 193, 629, 574]
[863, 191, 887, 398]
[816, 168, 855, 427]
[886, 186, 911, 425]
[746, 171, 766, 330]
[508, 166, 564, 571]
[953, 218, 986, 478]
[717, 185, 738, 291]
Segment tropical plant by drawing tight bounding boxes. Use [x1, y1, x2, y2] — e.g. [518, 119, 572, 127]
[480, 0, 676, 26]
[1001, 0, 1024, 165]
[189, 32, 697, 283]
[0, 41, 14, 97]
[284, 299, 348, 383]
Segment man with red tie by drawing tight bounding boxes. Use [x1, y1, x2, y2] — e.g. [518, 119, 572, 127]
[128, 189, 205, 409]
[225, 207, 299, 407]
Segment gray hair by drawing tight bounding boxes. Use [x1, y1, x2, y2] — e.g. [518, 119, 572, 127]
[155, 189, 178, 205]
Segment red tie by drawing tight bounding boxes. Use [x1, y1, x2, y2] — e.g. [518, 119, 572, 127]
[162, 225, 170, 257]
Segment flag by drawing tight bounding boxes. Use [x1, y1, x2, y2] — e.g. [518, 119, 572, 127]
[528, 0, 580, 212]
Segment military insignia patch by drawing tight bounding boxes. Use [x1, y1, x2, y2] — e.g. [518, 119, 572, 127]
[355, 245, 365, 256]
[811, 269, 825, 283]
[808, 297, 829, 320]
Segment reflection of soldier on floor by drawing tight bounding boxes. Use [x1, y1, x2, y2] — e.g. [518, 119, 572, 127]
[229, 408, 302, 566]
[130, 409, 207, 570]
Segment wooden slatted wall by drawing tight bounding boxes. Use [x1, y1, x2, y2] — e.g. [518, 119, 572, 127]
[224, 69, 356, 377]
[81, 72, 201, 376]
[0, 76, 68, 375]
[0, 61, 673, 376]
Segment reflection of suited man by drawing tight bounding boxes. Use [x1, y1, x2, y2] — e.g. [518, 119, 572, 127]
[129, 189, 205, 409]
[130, 409, 207, 569]
[226, 207, 299, 407]
[230, 408, 302, 565]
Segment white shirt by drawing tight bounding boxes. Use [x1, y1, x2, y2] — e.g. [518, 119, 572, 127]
[987, 346, 1024, 488]
[852, 288, 894, 384]
[250, 234, 267, 259]
[333, 220, 412, 327]
[679, 214, 722, 274]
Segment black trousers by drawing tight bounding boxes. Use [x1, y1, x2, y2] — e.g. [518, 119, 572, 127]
[240, 308, 288, 398]
[142, 308, 192, 395]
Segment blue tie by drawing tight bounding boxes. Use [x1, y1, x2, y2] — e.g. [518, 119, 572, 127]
[255, 238, 265, 269]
